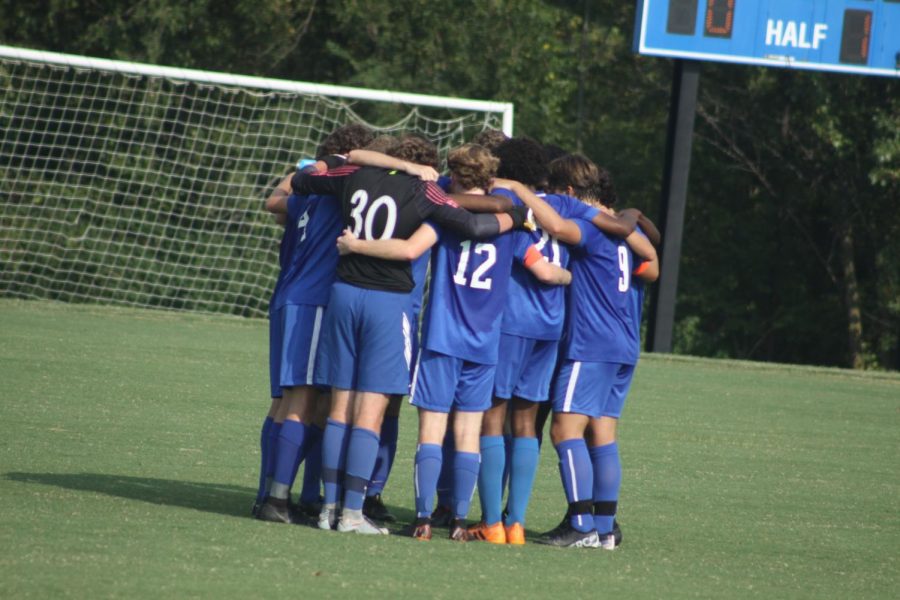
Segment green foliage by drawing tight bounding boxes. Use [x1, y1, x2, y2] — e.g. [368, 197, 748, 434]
[1, 0, 897, 368]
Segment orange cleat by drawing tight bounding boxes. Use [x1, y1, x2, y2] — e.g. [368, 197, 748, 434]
[505, 522, 526, 545]
[466, 521, 507, 544]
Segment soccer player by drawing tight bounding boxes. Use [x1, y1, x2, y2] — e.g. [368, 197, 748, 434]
[335, 144, 571, 541]
[290, 135, 528, 535]
[466, 138, 641, 545]
[254, 124, 375, 523]
[537, 156, 659, 549]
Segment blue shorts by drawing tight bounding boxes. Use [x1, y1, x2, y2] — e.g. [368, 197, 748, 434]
[410, 349, 495, 413]
[493, 333, 560, 402]
[317, 281, 414, 395]
[268, 304, 326, 398]
[551, 360, 635, 419]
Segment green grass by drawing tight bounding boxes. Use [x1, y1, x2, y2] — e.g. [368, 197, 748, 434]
[1, 299, 898, 598]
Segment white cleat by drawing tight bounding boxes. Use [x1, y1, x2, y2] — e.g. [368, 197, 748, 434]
[318, 504, 338, 530]
[598, 533, 616, 550]
[336, 510, 389, 535]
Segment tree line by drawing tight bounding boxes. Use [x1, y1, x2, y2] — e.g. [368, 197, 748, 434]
[2, 0, 897, 369]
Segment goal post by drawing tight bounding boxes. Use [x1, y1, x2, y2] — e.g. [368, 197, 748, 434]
[0, 45, 514, 318]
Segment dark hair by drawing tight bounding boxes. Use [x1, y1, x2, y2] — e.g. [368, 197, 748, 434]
[364, 134, 399, 154]
[447, 144, 499, 191]
[549, 154, 618, 208]
[543, 143, 569, 163]
[470, 128, 509, 153]
[387, 134, 439, 169]
[494, 136, 549, 188]
[317, 124, 375, 158]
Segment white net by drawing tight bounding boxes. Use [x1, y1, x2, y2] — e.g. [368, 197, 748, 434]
[0, 51, 508, 317]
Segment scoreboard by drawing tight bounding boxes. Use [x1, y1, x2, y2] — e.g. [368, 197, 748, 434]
[634, 0, 900, 77]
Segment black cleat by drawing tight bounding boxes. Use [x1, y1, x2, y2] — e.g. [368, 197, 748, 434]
[296, 498, 323, 519]
[536, 520, 599, 548]
[257, 498, 300, 524]
[613, 519, 622, 547]
[430, 504, 453, 527]
[251, 500, 262, 517]
[448, 518, 469, 542]
[363, 493, 396, 523]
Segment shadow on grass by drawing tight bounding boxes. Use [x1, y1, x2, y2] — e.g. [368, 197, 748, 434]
[4, 471, 257, 519]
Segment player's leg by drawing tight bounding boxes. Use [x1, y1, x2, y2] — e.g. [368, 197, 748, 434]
[504, 338, 559, 542]
[504, 398, 540, 543]
[470, 398, 507, 539]
[319, 389, 353, 529]
[254, 397, 280, 515]
[298, 392, 328, 516]
[538, 360, 616, 548]
[364, 394, 401, 522]
[587, 363, 634, 549]
[337, 391, 390, 534]
[450, 361, 496, 543]
[431, 421, 455, 525]
[450, 409, 484, 541]
[407, 348, 458, 539]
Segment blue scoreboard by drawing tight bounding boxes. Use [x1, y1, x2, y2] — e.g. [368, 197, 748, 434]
[634, 0, 900, 78]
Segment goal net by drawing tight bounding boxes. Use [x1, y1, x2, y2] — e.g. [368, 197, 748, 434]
[0, 46, 513, 318]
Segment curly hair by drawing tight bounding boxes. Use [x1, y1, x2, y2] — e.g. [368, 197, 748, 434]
[494, 136, 549, 188]
[387, 134, 439, 169]
[447, 144, 499, 191]
[549, 154, 618, 208]
[470, 128, 509, 154]
[317, 124, 375, 158]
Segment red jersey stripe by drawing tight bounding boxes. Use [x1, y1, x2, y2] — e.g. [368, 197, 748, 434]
[424, 181, 460, 208]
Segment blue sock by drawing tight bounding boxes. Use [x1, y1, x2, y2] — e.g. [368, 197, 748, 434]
[256, 416, 274, 503]
[478, 436, 505, 525]
[435, 430, 455, 508]
[271, 420, 307, 498]
[590, 442, 621, 535]
[299, 424, 324, 504]
[506, 437, 539, 526]
[452, 451, 480, 520]
[555, 438, 594, 533]
[414, 443, 442, 518]
[368, 415, 399, 496]
[321, 419, 350, 506]
[343, 427, 380, 511]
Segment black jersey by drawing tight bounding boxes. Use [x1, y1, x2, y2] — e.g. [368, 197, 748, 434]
[292, 165, 501, 292]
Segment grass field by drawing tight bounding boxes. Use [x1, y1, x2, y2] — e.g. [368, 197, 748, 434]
[1, 299, 898, 599]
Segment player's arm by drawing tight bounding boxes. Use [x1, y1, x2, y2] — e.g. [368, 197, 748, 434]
[421, 182, 526, 240]
[336, 223, 438, 261]
[347, 149, 439, 181]
[449, 193, 513, 213]
[491, 178, 582, 245]
[591, 208, 639, 239]
[265, 173, 293, 215]
[628, 232, 659, 282]
[290, 161, 351, 197]
[522, 245, 572, 285]
[636, 213, 661, 247]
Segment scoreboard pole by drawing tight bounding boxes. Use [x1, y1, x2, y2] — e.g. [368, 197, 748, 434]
[647, 59, 701, 353]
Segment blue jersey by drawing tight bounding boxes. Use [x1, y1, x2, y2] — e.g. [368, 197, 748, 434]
[410, 249, 431, 316]
[562, 220, 641, 365]
[420, 224, 514, 365]
[499, 190, 600, 341]
[269, 192, 342, 311]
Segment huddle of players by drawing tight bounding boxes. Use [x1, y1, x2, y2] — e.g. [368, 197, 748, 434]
[253, 124, 659, 549]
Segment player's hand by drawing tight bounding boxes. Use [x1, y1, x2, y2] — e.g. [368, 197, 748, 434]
[507, 206, 535, 231]
[404, 162, 439, 181]
[336, 227, 358, 255]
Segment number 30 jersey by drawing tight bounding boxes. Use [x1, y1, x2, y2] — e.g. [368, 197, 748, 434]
[420, 224, 515, 366]
[292, 165, 502, 293]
